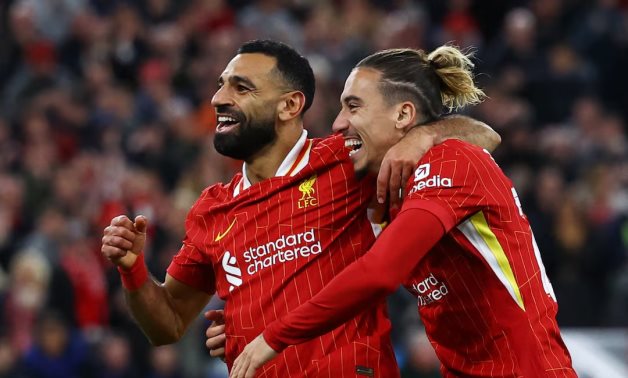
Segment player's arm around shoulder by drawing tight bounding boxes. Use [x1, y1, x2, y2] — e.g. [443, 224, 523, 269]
[430, 115, 501, 152]
[376, 116, 500, 207]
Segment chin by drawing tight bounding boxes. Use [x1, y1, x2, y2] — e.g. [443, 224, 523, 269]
[351, 160, 369, 179]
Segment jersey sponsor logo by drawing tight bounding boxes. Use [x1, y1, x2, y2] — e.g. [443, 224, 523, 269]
[297, 175, 318, 209]
[411, 273, 449, 307]
[221, 251, 242, 292]
[414, 163, 430, 181]
[215, 218, 237, 241]
[242, 229, 322, 275]
[411, 163, 453, 193]
[409, 175, 453, 194]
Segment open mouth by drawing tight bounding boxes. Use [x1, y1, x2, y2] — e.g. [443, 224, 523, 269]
[216, 115, 241, 133]
[345, 137, 363, 157]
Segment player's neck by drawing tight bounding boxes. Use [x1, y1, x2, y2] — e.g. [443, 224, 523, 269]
[244, 124, 303, 185]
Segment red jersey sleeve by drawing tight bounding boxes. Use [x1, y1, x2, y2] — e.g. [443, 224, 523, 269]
[166, 190, 216, 295]
[403, 139, 490, 231]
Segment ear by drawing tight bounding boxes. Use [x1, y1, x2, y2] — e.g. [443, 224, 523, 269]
[277, 91, 306, 121]
[394, 101, 417, 131]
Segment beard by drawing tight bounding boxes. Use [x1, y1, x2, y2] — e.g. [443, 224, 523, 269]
[213, 107, 277, 161]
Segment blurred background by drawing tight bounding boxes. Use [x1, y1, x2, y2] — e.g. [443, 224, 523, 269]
[0, 0, 626, 377]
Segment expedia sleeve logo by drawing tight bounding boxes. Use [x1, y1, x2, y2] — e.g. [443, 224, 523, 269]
[414, 163, 430, 181]
[297, 175, 318, 208]
[410, 163, 452, 194]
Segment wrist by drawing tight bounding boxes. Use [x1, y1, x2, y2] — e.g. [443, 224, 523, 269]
[117, 251, 139, 271]
[262, 327, 286, 353]
[118, 253, 148, 291]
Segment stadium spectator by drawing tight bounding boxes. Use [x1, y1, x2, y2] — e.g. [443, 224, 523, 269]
[21, 311, 94, 378]
[96, 332, 139, 378]
[147, 345, 182, 378]
[0, 336, 25, 378]
[3, 250, 51, 354]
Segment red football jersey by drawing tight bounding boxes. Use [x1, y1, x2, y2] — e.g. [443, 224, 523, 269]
[403, 139, 575, 377]
[167, 132, 399, 377]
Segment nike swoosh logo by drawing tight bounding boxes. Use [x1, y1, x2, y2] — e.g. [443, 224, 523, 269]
[215, 218, 237, 241]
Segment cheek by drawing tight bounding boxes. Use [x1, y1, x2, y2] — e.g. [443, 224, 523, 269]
[364, 118, 389, 141]
[246, 102, 273, 120]
[368, 126, 397, 154]
[350, 113, 371, 133]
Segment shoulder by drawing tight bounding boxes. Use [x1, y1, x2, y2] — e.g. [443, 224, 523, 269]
[406, 140, 499, 194]
[189, 174, 242, 214]
[421, 139, 499, 174]
[309, 134, 349, 161]
[426, 139, 493, 162]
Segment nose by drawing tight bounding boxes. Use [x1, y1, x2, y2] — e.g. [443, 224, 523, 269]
[332, 112, 349, 133]
[211, 85, 233, 108]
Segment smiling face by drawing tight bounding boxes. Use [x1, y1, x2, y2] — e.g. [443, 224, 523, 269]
[211, 53, 286, 161]
[333, 67, 408, 175]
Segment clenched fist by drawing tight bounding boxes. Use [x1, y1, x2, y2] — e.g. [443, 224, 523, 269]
[101, 215, 148, 270]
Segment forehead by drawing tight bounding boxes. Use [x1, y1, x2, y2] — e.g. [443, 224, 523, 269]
[220, 53, 277, 82]
[341, 67, 384, 100]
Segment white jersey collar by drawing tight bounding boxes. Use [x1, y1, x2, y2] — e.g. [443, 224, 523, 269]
[234, 130, 311, 197]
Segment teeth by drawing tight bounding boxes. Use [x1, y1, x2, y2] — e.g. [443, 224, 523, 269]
[344, 139, 362, 147]
[345, 139, 363, 156]
[218, 116, 237, 123]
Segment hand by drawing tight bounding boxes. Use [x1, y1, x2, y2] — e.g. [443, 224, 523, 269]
[376, 127, 436, 208]
[205, 310, 226, 360]
[230, 334, 278, 378]
[101, 215, 147, 270]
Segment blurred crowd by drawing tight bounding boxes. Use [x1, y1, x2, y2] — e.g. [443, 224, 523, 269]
[0, 0, 626, 377]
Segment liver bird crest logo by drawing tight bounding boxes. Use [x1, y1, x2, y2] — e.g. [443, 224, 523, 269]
[298, 175, 318, 208]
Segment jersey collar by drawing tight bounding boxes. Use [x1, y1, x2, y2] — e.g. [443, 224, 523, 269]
[234, 130, 312, 197]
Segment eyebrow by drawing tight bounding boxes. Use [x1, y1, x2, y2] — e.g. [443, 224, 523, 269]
[342, 95, 363, 105]
[218, 75, 257, 89]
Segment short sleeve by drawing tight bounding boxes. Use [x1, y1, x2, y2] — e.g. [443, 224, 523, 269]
[402, 140, 492, 231]
[166, 198, 216, 295]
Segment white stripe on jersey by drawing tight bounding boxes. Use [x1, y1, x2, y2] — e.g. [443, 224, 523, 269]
[458, 211, 526, 310]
